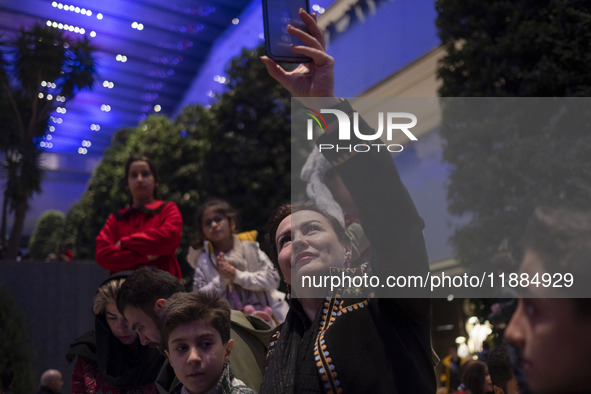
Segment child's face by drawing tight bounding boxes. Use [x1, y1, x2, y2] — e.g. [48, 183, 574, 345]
[165, 319, 233, 394]
[202, 207, 234, 246]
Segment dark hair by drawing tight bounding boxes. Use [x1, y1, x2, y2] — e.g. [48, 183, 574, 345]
[116, 267, 183, 320]
[0, 370, 14, 390]
[522, 206, 591, 317]
[265, 202, 351, 269]
[193, 199, 238, 246]
[162, 291, 231, 349]
[487, 343, 513, 392]
[123, 154, 160, 201]
[461, 360, 488, 394]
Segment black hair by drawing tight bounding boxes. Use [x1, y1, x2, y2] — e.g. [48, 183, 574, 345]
[461, 360, 488, 394]
[0, 370, 14, 390]
[162, 291, 232, 349]
[522, 206, 591, 317]
[116, 267, 184, 320]
[487, 343, 513, 393]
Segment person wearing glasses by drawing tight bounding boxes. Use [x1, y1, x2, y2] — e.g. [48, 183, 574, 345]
[188, 199, 288, 324]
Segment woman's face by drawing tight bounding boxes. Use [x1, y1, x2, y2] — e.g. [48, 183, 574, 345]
[126, 160, 156, 205]
[275, 210, 349, 287]
[201, 207, 234, 246]
[105, 302, 137, 345]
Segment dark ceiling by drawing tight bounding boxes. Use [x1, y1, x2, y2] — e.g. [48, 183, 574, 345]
[0, 0, 254, 160]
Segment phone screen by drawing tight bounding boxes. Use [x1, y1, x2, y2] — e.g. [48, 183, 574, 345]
[262, 0, 311, 62]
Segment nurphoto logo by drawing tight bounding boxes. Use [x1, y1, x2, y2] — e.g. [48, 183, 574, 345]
[305, 107, 418, 153]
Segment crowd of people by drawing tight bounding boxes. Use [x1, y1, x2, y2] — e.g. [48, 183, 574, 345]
[5, 8, 591, 394]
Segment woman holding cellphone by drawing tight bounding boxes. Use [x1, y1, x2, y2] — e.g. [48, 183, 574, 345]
[259, 9, 436, 393]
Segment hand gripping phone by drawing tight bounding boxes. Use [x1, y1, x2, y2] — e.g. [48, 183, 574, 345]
[262, 0, 312, 62]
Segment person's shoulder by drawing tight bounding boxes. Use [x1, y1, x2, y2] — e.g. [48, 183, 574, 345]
[146, 200, 173, 210]
[228, 385, 256, 394]
[230, 310, 272, 332]
[230, 310, 273, 347]
[227, 364, 256, 394]
[139, 200, 180, 217]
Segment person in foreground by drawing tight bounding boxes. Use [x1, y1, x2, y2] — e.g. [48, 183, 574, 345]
[260, 9, 436, 393]
[504, 207, 591, 393]
[117, 267, 272, 392]
[66, 274, 161, 393]
[162, 291, 255, 394]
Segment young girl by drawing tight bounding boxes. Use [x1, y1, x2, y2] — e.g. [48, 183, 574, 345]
[188, 199, 288, 323]
[96, 155, 183, 279]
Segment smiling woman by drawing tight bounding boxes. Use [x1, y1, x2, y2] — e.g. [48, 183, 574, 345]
[258, 9, 436, 393]
[274, 205, 350, 294]
[95, 155, 183, 278]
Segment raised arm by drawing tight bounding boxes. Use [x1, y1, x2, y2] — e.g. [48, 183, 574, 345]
[261, 9, 338, 107]
[263, 9, 430, 319]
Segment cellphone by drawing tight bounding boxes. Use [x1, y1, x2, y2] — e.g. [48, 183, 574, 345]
[262, 0, 312, 63]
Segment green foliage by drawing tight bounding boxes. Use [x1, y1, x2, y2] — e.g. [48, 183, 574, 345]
[65, 46, 295, 272]
[199, 46, 296, 231]
[0, 285, 36, 393]
[28, 210, 65, 260]
[436, 0, 591, 97]
[0, 22, 97, 258]
[436, 1, 591, 266]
